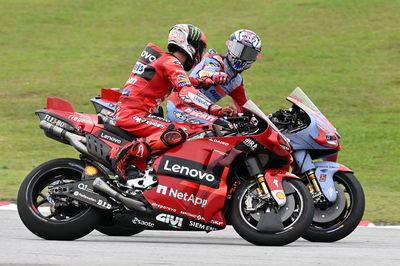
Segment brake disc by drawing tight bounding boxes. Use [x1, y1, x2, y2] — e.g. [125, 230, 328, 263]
[247, 190, 295, 222]
[277, 194, 296, 221]
[313, 182, 346, 223]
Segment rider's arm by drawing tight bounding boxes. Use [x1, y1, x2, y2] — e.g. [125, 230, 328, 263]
[163, 58, 227, 116]
[190, 56, 227, 87]
[229, 83, 248, 113]
[177, 86, 236, 117]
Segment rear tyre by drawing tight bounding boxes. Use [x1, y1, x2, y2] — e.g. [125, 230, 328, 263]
[17, 158, 102, 240]
[302, 172, 365, 242]
[230, 179, 313, 246]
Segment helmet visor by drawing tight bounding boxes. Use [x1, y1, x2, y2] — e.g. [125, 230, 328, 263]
[228, 41, 259, 61]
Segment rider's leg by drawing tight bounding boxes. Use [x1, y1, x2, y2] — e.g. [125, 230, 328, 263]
[110, 127, 188, 182]
[109, 138, 151, 182]
[110, 112, 190, 182]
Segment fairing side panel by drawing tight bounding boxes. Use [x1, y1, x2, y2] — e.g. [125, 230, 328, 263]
[148, 138, 237, 227]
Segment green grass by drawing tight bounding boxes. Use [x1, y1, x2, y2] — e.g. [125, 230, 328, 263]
[0, 0, 399, 223]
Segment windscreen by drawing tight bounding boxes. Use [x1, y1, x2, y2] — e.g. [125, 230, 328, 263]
[287, 87, 339, 137]
[287, 87, 321, 114]
[242, 100, 290, 143]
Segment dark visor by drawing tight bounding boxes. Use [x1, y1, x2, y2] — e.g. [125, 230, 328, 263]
[228, 41, 259, 61]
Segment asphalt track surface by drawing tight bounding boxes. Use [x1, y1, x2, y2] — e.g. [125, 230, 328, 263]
[1, 210, 399, 265]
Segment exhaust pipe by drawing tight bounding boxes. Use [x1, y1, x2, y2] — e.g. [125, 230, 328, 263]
[92, 178, 147, 212]
[40, 121, 146, 212]
[39, 120, 88, 154]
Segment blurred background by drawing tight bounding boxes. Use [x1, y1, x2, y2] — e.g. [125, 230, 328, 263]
[0, 0, 399, 223]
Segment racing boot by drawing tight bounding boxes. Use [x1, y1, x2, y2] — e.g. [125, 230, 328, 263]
[109, 139, 151, 183]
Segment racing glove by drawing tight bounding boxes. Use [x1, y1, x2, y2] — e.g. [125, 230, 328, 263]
[189, 76, 214, 88]
[211, 72, 228, 84]
[208, 105, 237, 118]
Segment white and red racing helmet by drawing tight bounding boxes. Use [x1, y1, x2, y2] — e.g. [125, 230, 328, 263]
[168, 24, 207, 71]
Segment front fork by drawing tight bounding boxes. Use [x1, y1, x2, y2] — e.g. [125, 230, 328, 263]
[292, 150, 323, 198]
[304, 169, 321, 194]
[244, 155, 270, 196]
[244, 155, 294, 207]
[291, 150, 347, 203]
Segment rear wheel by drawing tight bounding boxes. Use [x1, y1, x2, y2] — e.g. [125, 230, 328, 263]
[17, 158, 102, 240]
[230, 179, 313, 246]
[302, 172, 365, 242]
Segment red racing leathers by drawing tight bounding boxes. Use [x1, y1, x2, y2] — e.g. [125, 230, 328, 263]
[167, 50, 247, 125]
[113, 43, 224, 160]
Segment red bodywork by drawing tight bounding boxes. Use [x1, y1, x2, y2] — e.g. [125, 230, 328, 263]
[41, 97, 294, 230]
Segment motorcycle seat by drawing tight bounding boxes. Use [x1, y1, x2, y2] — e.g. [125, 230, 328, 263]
[98, 114, 136, 142]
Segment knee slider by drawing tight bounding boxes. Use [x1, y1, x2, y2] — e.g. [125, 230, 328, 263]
[161, 128, 187, 147]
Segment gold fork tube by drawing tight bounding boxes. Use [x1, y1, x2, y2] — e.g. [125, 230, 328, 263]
[257, 175, 270, 194]
[307, 171, 321, 193]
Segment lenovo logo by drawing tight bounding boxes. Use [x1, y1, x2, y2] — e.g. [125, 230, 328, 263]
[140, 50, 157, 63]
[157, 156, 222, 188]
[163, 160, 215, 182]
[99, 131, 122, 144]
[139, 46, 161, 64]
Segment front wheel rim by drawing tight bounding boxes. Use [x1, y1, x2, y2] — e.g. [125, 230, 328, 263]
[311, 174, 359, 230]
[238, 182, 304, 232]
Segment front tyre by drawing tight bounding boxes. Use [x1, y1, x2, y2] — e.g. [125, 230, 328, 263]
[303, 172, 365, 242]
[230, 179, 313, 246]
[17, 158, 102, 240]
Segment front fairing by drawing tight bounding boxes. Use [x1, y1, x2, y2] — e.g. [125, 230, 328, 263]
[285, 87, 340, 150]
[242, 100, 292, 157]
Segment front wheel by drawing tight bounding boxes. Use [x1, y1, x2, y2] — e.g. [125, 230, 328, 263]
[230, 178, 314, 246]
[17, 158, 102, 240]
[303, 172, 365, 242]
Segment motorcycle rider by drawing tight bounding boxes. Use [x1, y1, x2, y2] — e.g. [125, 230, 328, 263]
[110, 24, 236, 183]
[167, 29, 262, 124]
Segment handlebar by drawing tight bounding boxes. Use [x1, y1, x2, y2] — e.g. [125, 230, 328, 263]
[224, 114, 260, 135]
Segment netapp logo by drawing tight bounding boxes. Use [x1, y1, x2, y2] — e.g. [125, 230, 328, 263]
[158, 156, 222, 188]
[156, 184, 207, 207]
[98, 131, 123, 145]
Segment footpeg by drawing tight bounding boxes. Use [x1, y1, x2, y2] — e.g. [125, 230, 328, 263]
[92, 178, 146, 212]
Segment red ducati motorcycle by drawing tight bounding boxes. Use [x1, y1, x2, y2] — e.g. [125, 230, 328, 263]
[18, 96, 313, 246]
